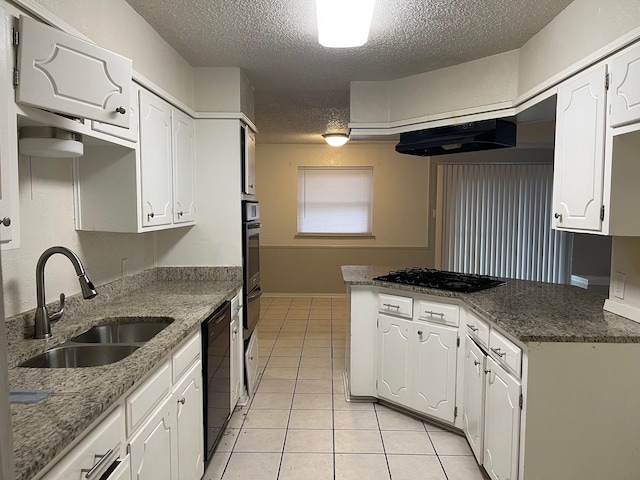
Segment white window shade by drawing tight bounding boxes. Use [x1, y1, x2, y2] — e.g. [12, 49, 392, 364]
[298, 166, 373, 234]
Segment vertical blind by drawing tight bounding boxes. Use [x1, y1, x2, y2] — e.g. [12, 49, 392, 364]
[439, 163, 573, 283]
[297, 166, 373, 234]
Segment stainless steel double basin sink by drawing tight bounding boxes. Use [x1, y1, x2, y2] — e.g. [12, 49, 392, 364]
[19, 318, 174, 368]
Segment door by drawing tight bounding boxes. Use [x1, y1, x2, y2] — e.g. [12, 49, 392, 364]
[377, 314, 411, 405]
[463, 336, 486, 463]
[174, 361, 204, 480]
[128, 395, 178, 480]
[16, 16, 131, 128]
[610, 43, 640, 127]
[483, 357, 521, 480]
[139, 90, 172, 228]
[172, 109, 195, 224]
[553, 64, 607, 232]
[411, 322, 458, 422]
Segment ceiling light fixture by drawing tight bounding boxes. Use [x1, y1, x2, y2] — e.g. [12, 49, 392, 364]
[323, 133, 350, 147]
[316, 0, 376, 48]
[19, 126, 84, 158]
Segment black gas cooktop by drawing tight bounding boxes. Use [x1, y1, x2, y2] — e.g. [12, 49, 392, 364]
[373, 267, 505, 293]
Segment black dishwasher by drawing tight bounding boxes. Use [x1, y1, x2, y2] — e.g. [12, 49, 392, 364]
[201, 301, 231, 465]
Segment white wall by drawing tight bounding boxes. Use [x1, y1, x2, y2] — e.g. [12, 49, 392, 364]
[1, 154, 154, 318]
[608, 237, 640, 312]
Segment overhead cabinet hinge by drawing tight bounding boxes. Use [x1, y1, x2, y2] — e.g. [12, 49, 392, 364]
[11, 27, 19, 46]
[600, 205, 605, 221]
[605, 72, 610, 90]
[12, 68, 19, 87]
[454, 406, 458, 418]
[519, 394, 523, 409]
[457, 336, 460, 347]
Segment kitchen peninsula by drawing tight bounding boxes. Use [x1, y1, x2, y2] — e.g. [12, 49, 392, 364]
[343, 265, 640, 480]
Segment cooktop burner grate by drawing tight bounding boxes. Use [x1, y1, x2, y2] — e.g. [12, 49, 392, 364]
[373, 267, 505, 293]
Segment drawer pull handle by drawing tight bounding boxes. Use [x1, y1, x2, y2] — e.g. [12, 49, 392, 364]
[425, 310, 445, 317]
[491, 347, 506, 358]
[82, 449, 114, 478]
[468, 324, 478, 332]
[474, 360, 480, 366]
[383, 303, 400, 310]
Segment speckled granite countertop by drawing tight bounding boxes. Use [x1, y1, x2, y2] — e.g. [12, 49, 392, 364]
[7, 267, 242, 480]
[342, 265, 640, 344]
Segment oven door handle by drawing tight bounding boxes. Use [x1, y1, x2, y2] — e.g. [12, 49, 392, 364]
[247, 287, 262, 302]
[247, 222, 262, 229]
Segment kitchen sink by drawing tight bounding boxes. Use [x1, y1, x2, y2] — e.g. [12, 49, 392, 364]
[70, 317, 173, 344]
[19, 345, 139, 368]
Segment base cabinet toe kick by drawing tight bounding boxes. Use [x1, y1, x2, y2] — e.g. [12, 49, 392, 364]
[346, 285, 640, 480]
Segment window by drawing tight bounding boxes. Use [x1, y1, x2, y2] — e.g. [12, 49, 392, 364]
[297, 166, 373, 235]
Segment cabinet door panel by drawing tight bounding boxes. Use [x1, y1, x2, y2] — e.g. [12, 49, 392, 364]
[377, 315, 411, 404]
[174, 361, 204, 480]
[0, 6, 14, 246]
[139, 90, 172, 227]
[17, 16, 131, 127]
[412, 322, 457, 422]
[553, 64, 607, 232]
[610, 43, 640, 128]
[462, 337, 485, 463]
[129, 395, 178, 480]
[484, 357, 521, 480]
[172, 109, 195, 223]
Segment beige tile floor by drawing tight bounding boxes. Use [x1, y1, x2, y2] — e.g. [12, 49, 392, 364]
[203, 296, 489, 480]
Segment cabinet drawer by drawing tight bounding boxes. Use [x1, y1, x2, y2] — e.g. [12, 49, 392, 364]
[126, 359, 171, 435]
[489, 329, 522, 378]
[466, 310, 490, 347]
[41, 407, 124, 480]
[378, 293, 413, 318]
[173, 331, 201, 382]
[417, 300, 459, 326]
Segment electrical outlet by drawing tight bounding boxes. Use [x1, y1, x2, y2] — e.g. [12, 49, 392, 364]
[614, 272, 626, 299]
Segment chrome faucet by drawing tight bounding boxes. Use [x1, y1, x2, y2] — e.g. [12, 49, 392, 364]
[34, 246, 98, 339]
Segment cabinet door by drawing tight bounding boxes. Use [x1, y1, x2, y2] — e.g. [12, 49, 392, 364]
[109, 455, 132, 480]
[245, 331, 259, 398]
[411, 322, 458, 423]
[484, 357, 521, 480]
[553, 64, 607, 232]
[139, 90, 173, 228]
[242, 126, 256, 195]
[174, 361, 205, 480]
[129, 395, 178, 480]
[0, 6, 14, 246]
[92, 84, 139, 142]
[462, 336, 486, 463]
[377, 315, 412, 405]
[16, 16, 131, 128]
[230, 315, 242, 411]
[172, 109, 196, 224]
[610, 43, 640, 128]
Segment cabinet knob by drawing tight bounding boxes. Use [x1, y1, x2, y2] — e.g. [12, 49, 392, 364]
[417, 330, 423, 336]
[147, 212, 155, 220]
[0, 217, 10, 227]
[115, 106, 127, 115]
[474, 360, 480, 366]
[178, 397, 185, 405]
[554, 212, 562, 221]
[177, 211, 184, 217]
[484, 369, 491, 374]
[233, 327, 238, 335]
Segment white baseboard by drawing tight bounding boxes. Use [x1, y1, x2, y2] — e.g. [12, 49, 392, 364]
[603, 299, 640, 324]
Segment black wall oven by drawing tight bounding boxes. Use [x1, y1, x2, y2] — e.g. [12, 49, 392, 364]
[243, 200, 261, 339]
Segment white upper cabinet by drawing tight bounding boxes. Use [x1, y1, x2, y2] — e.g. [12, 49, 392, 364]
[16, 15, 132, 128]
[553, 64, 607, 232]
[139, 89, 173, 228]
[172, 108, 196, 224]
[610, 42, 640, 128]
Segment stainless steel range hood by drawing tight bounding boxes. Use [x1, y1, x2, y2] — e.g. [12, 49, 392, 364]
[395, 119, 517, 157]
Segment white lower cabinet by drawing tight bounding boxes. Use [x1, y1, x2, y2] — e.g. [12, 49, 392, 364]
[129, 394, 178, 480]
[245, 330, 259, 398]
[483, 356, 521, 480]
[462, 336, 486, 463]
[230, 297, 243, 411]
[174, 362, 205, 480]
[377, 312, 458, 423]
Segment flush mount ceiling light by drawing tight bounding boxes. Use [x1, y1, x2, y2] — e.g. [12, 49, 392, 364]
[316, 0, 376, 48]
[323, 133, 350, 147]
[19, 126, 84, 158]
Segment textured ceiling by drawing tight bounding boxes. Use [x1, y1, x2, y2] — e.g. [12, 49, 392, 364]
[124, 0, 573, 143]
